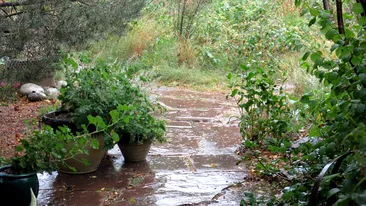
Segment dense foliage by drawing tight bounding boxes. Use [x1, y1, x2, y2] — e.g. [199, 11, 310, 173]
[10, 124, 92, 174]
[235, 0, 366, 205]
[59, 54, 166, 147]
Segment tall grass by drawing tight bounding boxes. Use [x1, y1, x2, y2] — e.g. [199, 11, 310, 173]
[89, 15, 163, 62]
[84, 0, 325, 93]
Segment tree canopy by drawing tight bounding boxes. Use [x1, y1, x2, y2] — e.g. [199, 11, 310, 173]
[0, 0, 146, 82]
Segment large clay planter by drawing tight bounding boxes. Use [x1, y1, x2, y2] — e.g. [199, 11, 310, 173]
[117, 141, 152, 162]
[58, 132, 106, 174]
[0, 165, 39, 206]
[42, 111, 104, 174]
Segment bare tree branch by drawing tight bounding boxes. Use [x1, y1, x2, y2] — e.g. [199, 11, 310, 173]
[323, 0, 330, 10]
[4, 11, 23, 18]
[336, 0, 345, 34]
[179, 0, 187, 37]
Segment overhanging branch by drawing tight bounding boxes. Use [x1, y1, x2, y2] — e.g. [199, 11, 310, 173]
[0, 1, 45, 8]
[4, 11, 23, 18]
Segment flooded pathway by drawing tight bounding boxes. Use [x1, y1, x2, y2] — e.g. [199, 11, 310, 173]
[37, 87, 247, 206]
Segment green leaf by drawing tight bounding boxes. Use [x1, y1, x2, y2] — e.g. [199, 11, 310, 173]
[309, 17, 317, 27]
[358, 16, 366, 25]
[345, 29, 355, 39]
[359, 73, 366, 84]
[300, 94, 312, 104]
[227, 73, 233, 79]
[90, 138, 100, 149]
[323, 173, 341, 182]
[352, 3, 364, 15]
[309, 126, 320, 137]
[356, 103, 365, 113]
[310, 51, 322, 62]
[340, 47, 352, 60]
[111, 131, 120, 143]
[302, 52, 310, 60]
[69, 166, 77, 172]
[325, 29, 337, 40]
[15, 145, 24, 152]
[240, 65, 249, 71]
[295, 0, 301, 7]
[326, 72, 338, 82]
[246, 72, 256, 80]
[231, 89, 238, 97]
[330, 44, 340, 52]
[310, 8, 319, 16]
[109, 110, 119, 123]
[327, 188, 341, 198]
[81, 158, 90, 166]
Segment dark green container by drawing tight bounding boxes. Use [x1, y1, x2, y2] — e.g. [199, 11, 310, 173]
[0, 165, 39, 206]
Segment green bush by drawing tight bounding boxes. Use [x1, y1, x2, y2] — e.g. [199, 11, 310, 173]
[236, 1, 366, 205]
[0, 81, 20, 103]
[58, 54, 166, 146]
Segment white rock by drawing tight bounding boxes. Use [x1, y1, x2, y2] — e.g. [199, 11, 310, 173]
[28, 92, 47, 102]
[44, 87, 60, 100]
[56, 80, 67, 90]
[19, 83, 44, 96]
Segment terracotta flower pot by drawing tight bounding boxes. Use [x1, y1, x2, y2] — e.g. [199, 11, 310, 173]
[0, 165, 39, 206]
[117, 141, 152, 162]
[58, 132, 106, 174]
[42, 111, 105, 174]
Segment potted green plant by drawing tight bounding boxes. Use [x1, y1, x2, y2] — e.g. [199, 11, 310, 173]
[44, 54, 166, 163]
[0, 124, 91, 206]
[115, 103, 166, 162]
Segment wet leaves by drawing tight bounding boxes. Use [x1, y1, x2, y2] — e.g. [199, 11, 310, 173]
[127, 174, 145, 189]
[0, 97, 54, 159]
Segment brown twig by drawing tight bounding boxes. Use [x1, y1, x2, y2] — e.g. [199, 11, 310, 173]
[4, 11, 23, 18]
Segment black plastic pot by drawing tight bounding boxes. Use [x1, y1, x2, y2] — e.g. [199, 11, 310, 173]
[42, 110, 96, 133]
[42, 110, 78, 133]
[0, 165, 39, 206]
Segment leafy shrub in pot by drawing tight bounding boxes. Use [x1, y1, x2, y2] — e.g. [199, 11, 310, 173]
[0, 124, 91, 205]
[57, 54, 166, 155]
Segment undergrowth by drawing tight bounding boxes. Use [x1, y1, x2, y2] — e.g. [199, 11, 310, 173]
[86, 0, 324, 93]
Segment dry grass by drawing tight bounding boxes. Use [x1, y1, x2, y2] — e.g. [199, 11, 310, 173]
[178, 38, 197, 66]
[90, 16, 163, 61]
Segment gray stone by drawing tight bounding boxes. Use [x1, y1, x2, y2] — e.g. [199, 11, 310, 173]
[28, 92, 47, 102]
[19, 83, 45, 96]
[44, 87, 60, 100]
[56, 80, 67, 90]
